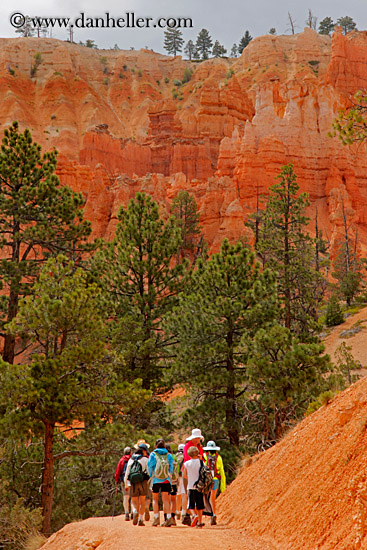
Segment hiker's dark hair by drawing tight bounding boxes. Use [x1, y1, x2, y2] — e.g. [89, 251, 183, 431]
[155, 438, 165, 449]
[165, 444, 172, 453]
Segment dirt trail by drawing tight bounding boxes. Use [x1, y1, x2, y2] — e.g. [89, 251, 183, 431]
[323, 305, 367, 366]
[41, 514, 274, 550]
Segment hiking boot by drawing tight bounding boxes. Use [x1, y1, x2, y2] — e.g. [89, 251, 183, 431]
[196, 522, 203, 529]
[132, 513, 139, 525]
[210, 515, 217, 526]
[138, 519, 145, 526]
[144, 510, 150, 522]
[152, 517, 160, 527]
[161, 518, 173, 527]
[131, 512, 135, 520]
[125, 513, 130, 521]
[182, 514, 191, 526]
[191, 515, 198, 527]
[170, 517, 177, 526]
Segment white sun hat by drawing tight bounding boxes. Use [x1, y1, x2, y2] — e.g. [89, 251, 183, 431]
[203, 440, 221, 451]
[186, 428, 204, 441]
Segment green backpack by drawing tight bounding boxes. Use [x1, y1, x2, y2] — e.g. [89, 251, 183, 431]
[153, 452, 169, 480]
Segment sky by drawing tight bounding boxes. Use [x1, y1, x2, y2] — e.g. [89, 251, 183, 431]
[1, 0, 366, 53]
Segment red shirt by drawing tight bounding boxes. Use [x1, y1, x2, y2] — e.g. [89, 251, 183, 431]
[183, 440, 204, 462]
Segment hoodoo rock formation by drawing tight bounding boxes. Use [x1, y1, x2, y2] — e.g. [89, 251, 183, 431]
[0, 28, 367, 252]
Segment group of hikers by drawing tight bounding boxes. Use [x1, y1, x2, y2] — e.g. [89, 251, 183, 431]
[114, 428, 226, 528]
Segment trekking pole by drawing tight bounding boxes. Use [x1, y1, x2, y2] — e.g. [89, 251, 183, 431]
[112, 484, 118, 520]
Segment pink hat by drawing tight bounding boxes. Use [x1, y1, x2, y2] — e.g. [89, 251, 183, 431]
[186, 428, 204, 441]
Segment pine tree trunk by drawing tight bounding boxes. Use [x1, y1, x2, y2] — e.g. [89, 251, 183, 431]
[41, 421, 55, 536]
[3, 228, 20, 363]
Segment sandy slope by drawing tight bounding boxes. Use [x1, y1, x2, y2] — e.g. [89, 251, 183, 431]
[218, 377, 367, 550]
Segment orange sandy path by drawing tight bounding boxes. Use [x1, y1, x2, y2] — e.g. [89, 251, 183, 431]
[41, 514, 274, 550]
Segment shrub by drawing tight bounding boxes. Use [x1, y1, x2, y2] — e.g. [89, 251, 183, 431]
[164, 76, 169, 83]
[138, 69, 142, 77]
[325, 294, 344, 327]
[30, 53, 42, 78]
[173, 78, 182, 87]
[0, 498, 43, 550]
[305, 391, 335, 415]
[182, 67, 193, 83]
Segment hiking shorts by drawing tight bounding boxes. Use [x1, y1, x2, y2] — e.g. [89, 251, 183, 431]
[152, 482, 171, 494]
[130, 479, 148, 498]
[187, 489, 204, 511]
[170, 483, 178, 496]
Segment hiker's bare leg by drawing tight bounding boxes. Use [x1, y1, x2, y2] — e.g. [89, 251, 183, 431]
[138, 495, 146, 516]
[211, 488, 218, 515]
[171, 493, 177, 514]
[153, 493, 159, 514]
[162, 491, 170, 514]
[131, 496, 139, 515]
[198, 509, 203, 524]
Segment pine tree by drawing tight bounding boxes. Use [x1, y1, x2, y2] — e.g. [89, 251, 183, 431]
[331, 90, 367, 145]
[1, 257, 115, 535]
[247, 324, 330, 441]
[212, 40, 227, 57]
[15, 15, 35, 37]
[195, 28, 213, 60]
[95, 193, 187, 391]
[325, 293, 344, 326]
[184, 39, 196, 60]
[336, 16, 357, 35]
[167, 239, 278, 446]
[269, 28, 277, 35]
[170, 190, 207, 263]
[238, 30, 253, 54]
[230, 43, 238, 57]
[255, 164, 322, 338]
[0, 122, 92, 364]
[318, 17, 335, 35]
[163, 28, 184, 56]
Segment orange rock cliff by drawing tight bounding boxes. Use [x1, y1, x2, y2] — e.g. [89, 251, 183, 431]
[1, 27, 367, 252]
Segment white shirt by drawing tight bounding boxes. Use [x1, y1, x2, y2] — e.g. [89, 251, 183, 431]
[124, 455, 149, 484]
[184, 458, 201, 490]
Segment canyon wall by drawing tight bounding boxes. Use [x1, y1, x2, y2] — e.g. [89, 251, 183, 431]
[0, 28, 367, 252]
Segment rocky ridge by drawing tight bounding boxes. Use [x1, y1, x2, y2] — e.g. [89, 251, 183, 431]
[0, 29, 367, 253]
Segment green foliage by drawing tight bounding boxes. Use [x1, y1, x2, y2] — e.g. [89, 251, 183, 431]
[336, 16, 357, 35]
[30, 53, 42, 77]
[230, 44, 238, 57]
[212, 40, 227, 58]
[269, 28, 277, 35]
[170, 190, 206, 263]
[318, 17, 335, 35]
[163, 28, 184, 56]
[330, 90, 367, 145]
[247, 324, 331, 440]
[0, 492, 43, 550]
[94, 193, 187, 393]
[195, 28, 213, 60]
[238, 31, 253, 54]
[164, 76, 169, 83]
[182, 67, 193, 83]
[334, 341, 362, 386]
[305, 390, 335, 415]
[325, 294, 344, 326]
[226, 68, 234, 79]
[1, 256, 140, 533]
[0, 122, 92, 364]
[254, 164, 323, 338]
[332, 238, 365, 305]
[167, 239, 278, 446]
[184, 40, 196, 60]
[15, 15, 35, 37]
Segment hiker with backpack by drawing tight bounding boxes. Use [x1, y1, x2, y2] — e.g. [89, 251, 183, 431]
[124, 443, 150, 526]
[183, 445, 213, 529]
[165, 444, 182, 525]
[148, 439, 174, 527]
[203, 440, 226, 525]
[134, 439, 151, 522]
[176, 444, 186, 520]
[114, 446, 132, 521]
[182, 429, 204, 525]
